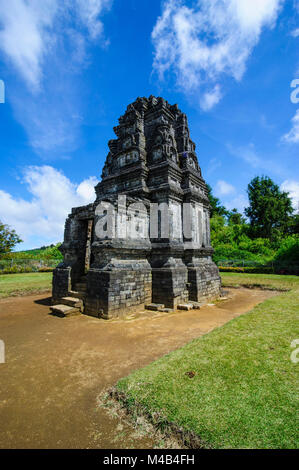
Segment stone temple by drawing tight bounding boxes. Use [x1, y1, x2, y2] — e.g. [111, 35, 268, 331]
[52, 96, 221, 319]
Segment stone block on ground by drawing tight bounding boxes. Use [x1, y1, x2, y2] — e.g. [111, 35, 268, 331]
[177, 304, 194, 311]
[69, 290, 85, 300]
[145, 303, 165, 311]
[50, 304, 81, 318]
[61, 297, 83, 309]
[191, 302, 202, 310]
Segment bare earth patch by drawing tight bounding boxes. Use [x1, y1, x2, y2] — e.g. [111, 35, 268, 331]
[0, 288, 275, 449]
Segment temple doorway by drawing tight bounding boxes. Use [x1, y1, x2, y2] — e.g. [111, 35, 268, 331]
[84, 219, 94, 272]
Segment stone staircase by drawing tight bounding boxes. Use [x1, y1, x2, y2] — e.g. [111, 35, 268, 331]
[50, 276, 87, 317]
[71, 275, 87, 298]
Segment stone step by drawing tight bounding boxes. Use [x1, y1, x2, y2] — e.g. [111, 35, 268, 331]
[75, 282, 87, 290]
[61, 297, 83, 309]
[177, 303, 194, 311]
[145, 303, 165, 311]
[75, 290, 87, 297]
[50, 304, 81, 318]
[69, 290, 85, 300]
[74, 288, 86, 294]
[190, 302, 202, 310]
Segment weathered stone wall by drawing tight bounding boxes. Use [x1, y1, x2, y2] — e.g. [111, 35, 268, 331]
[152, 267, 188, 308]
[187, 260, 221, 302]
[84, 269, 152, 318]
[52, 267, 71, 303]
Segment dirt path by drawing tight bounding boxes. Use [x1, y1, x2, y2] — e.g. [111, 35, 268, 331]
[0, 288, 275, 449]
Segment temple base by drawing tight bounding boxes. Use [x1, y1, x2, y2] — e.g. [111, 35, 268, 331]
[84, 266, 152, 319]
[187, 258, 221, 302]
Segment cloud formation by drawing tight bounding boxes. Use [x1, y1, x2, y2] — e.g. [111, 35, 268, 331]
[227, 142, 285, 176]
[291, 28, 299, 37]
[0, 166, 98, 249]
[0, 0, 112, 89]
[0, 0, 113, 156]
[152, 0, 283, 108]
[215, 179, 236, 196]
[74, 0, 112, 40]
[0, 0, 58, 89]
[224, 194, 249, 213]
[200, 84, 222, 111]
[280, 180, 299, 210]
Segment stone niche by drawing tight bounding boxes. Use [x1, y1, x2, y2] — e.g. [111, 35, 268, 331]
[52, 96, 221, 318]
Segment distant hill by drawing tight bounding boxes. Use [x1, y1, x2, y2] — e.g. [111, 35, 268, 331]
[2, 244, 63, 260]
[16, 244, 57, 256]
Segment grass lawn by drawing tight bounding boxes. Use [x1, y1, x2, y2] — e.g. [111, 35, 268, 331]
[221, 272, 299, 291]
[116, 274, 299, 449]
[0, 272, 52, 299]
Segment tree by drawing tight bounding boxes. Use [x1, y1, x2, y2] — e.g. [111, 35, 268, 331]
[288, 214, 299, 235]
[206, 184, 228, 217]
[0, 221, 23, 254]
[228, 208, 246, 226]
[245, 176, 293, 239]
[40, 243, 63, 260]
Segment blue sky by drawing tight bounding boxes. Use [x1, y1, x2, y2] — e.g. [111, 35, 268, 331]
[0, 0, 298, 250]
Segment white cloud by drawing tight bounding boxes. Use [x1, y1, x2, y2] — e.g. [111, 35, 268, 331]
[0, 0, 112, 89]
[200, 85, 222, 111]
[227, 142, 285, 176]
[282, 110, 299, 144]
[0, 0, 113, 155]
[215, 180, 236, 196]
[0, 166, 98, 249]
[12, 92, 83, 153]
[291, 28, 299, 37]
[152, 0, 283, 108]
[206, 157, 222, 175]
[280, 180, 299, 210]
[77, 176, 99, 201]
[227, 142, 262, 168]
[74, 0, 112, 41]
[224, 194, 248, 213]
[0, 0, 58, 89]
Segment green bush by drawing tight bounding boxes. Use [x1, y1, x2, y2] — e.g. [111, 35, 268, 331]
[2, 266, 32, 274]
[213, 245, 271, 265]
[211, 216, 277, 266]
[274, 236, 299, 266]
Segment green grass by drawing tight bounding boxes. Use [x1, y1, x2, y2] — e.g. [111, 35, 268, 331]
[116, 274, 299, 449]
[0, 272, 52, 298]
[221, 272, 299, 291]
